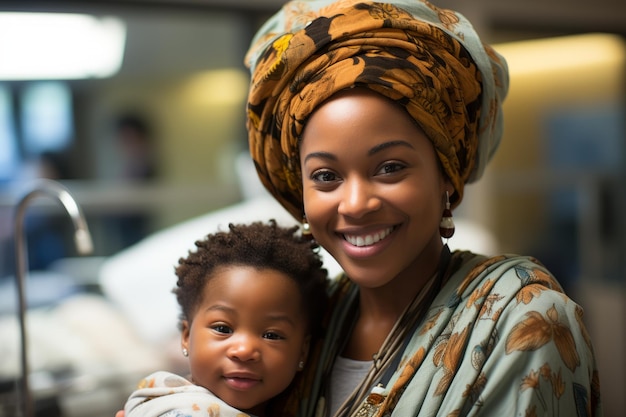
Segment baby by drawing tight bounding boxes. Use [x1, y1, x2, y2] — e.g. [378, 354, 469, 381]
[124, 220, 328, 417]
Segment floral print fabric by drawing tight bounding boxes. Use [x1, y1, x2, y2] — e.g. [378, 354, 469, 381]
[124, 371, 251, 417]
[282, 252, 602, 417]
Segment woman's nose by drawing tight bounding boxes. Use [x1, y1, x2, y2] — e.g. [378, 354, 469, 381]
[227, 333, 260, 362]
[337, 177, 381, 218]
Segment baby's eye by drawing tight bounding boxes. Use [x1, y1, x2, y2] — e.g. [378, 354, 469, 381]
[263, 331, 285, 340]
[211, 324, 233, 334]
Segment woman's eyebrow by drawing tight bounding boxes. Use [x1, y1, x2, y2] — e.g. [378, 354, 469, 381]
[304, 140, 415, 163]
[303, 151, 337, 164]
[369, 140, 415, 156]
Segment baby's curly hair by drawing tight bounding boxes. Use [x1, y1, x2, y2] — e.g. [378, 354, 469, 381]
[174, 219, 328, 336]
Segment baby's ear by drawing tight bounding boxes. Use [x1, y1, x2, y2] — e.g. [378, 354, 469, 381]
[181, 320, 190, 350]
[300, 334, 311, 364]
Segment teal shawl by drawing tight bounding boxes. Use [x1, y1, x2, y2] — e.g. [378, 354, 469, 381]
[276, 251, 602, 417]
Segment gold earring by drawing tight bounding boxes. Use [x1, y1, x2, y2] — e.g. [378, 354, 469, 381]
[439, 191, 455, 239]
[301, 216, 314, 240]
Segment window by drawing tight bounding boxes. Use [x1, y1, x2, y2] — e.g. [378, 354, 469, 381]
[20, 81, 73, 156]
[0, 84, 18, 181]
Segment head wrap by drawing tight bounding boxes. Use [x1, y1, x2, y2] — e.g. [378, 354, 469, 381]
[245, 0, 509, 219]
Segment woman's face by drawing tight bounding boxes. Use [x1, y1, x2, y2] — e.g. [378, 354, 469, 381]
[300, 88, 449, 290]
[181, 265, 309, 415]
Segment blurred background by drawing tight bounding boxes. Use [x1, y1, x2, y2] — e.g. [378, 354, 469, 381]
[0, 0, 624, 416]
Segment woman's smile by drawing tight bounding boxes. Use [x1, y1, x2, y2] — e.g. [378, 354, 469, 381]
[342, 226, 395, 247]
[339, 225, 398, 260]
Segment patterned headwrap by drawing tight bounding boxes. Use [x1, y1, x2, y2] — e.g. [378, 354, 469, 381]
[245, 0, 509, 219]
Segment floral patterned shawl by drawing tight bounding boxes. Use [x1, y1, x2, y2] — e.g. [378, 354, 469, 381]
[274, 251, 602, 417]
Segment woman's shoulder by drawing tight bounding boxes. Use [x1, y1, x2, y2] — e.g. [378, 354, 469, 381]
[437, 250, 587, 337]
[448, 250, 566, 304]
[441, 250, 590, 349]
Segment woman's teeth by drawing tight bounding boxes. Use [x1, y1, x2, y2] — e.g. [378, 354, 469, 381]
[344, 227, 393, 247]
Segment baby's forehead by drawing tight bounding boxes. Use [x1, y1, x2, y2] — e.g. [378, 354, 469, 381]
[197, 277, 308, 329]
[203, 265, 305, 302]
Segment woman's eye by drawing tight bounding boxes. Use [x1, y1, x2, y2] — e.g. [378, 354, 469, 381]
[311, 170, 337, 183]
[263, 331, 285, 340]
[212, 324, 232, 334]
[377, 162, 405, 175]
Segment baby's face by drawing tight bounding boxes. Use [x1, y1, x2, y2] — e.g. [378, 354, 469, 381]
[181, 265, 309, 415]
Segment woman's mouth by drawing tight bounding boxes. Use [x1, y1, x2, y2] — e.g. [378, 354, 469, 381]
[343, 227, 394, 247]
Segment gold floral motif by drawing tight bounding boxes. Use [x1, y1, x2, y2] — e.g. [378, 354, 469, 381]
[517, 284, 544, 305]
[506, 305, 580, 372]
[520, 363, 567, 415]
[434, 325, 470, 395]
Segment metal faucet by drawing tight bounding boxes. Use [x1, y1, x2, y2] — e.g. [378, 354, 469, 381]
[13, 179, 93, 417]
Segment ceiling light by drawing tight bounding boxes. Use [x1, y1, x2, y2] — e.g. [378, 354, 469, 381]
[0, 12, 126, 80]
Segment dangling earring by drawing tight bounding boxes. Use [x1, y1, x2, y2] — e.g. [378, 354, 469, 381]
[182, 348, 189, 357]
[298, 360, 305, 370]
[301, 216, 314, 240]
[439, 191, 455, 239]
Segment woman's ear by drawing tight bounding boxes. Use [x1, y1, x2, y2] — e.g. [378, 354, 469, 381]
[442, 176, 454, 197]
[448, 185, 456, 200]
[442, 177, 456, 207]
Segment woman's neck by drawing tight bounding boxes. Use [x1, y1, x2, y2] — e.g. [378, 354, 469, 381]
[342, 241, 446, 360]
[361, 237, 443, 312]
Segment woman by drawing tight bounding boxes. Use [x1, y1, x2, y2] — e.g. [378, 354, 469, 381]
[244, 1, 602, 416]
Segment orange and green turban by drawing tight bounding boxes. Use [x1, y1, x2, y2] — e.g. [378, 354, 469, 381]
[245, 0, 509, 220]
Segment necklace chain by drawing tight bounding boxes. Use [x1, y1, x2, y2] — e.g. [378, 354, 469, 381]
[337, 270, 441, 416]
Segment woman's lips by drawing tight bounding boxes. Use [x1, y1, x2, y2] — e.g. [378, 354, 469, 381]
[339, 226, 397, 258]
[343, 226, 394, 247]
